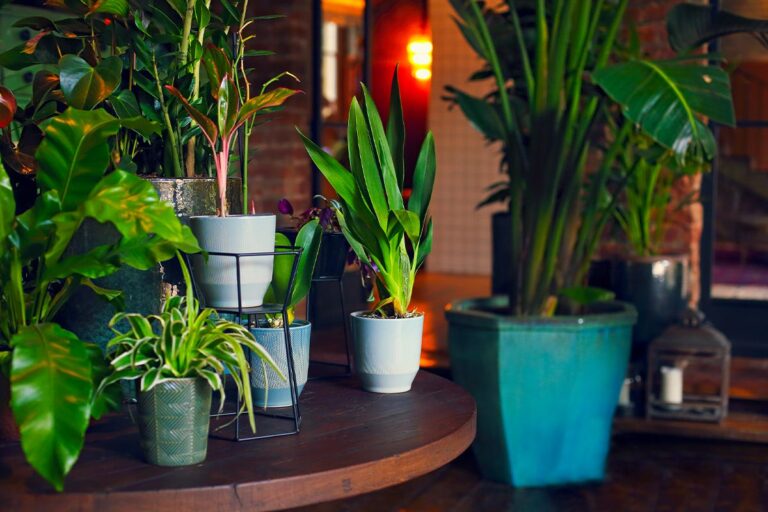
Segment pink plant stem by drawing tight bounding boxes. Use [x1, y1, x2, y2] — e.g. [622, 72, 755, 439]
[216, 141, 230, 217]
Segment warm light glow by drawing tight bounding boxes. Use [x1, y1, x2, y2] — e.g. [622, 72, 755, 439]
[408, 36, 433, 81]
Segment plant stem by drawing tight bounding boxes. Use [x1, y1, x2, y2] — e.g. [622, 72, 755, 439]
[153, 54, 183, 178]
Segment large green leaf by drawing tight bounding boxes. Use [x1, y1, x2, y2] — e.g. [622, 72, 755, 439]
[593, 59, 735, 161]
[10, 323, 93, 491]
[12, 191, 61, 263]
[35, 108, 120, 211]
[447, 86, 506, 141]
[362, 85, 403, 212]
[116, 229, 199, 269]
[88, 0, 128, 16]
[351, 98, 388, 228]
[386, 68, 405, 188]
[0, 162, 14, 242]
[266, 221, 322, 314]
[83, 170, 201, 251]
[408, 132, 436, 223]
[667, 3, 768, 53]
[59, 55, 122, 110]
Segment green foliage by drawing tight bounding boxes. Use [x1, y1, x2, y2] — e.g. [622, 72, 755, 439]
[300, 70, 435, 317]
[264, 219, 323, 326]
[100, 254, 285, 433]
[0, 108, 201, 491]
[667, 3, 768, 53]
[448, 0, 735, 316]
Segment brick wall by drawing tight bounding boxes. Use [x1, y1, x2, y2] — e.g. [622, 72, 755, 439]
[244, 1, 315, 215]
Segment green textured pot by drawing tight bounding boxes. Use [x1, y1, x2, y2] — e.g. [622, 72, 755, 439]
[136, 377, 212, 466]
[446, 297, 636, 487]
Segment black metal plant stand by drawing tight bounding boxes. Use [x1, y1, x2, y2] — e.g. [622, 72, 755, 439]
[186, 247, 303, 441]
[306, 271, 353, 379]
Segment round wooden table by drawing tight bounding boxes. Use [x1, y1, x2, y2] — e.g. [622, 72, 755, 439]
[1, 371, 476, 511]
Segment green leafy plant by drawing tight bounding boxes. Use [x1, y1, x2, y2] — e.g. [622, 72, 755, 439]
[166, 45, 300, 216]
[264, 219, 323, 327]
[99, 253, 285, 432]
[666, 3, 768, 54]
[299, 69, 435, 318]
[448, 0, 735, 316]
[0, 106, 200, 491]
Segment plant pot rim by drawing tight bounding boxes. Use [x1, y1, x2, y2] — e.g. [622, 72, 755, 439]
[350, 310, 425, 321]
[190, 213, 276, 220]
[144, 176, 240, 182]
[140, 375, 209, 384]
[614, 253, 688, 264]
[445, 296, 637, 331]
[249, 320, 311, 330]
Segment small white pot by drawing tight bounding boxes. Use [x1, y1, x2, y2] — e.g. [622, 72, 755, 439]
[189, 215, 275, 308]
[350, 311, 424, 393]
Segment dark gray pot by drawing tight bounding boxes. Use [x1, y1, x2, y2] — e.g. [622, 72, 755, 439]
[137, 377, 212, 466]
[57, 177, 242, 349]
[612, 255, 688, 347]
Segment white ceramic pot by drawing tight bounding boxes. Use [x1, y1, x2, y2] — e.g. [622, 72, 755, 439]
[350, 311, 424, 393]
[189, 215, 275, 309]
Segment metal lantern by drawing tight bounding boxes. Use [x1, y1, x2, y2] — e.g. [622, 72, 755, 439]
[645, 309, 731, 423]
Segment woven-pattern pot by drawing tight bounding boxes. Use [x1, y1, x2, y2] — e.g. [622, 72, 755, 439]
[249, 321, 311, 407]
[137, 377, 212, 466]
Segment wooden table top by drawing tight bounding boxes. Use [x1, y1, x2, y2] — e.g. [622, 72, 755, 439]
[1, 371, 476, 512]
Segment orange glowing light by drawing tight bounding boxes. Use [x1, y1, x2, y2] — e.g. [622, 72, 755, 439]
[407, 36, 432, 81]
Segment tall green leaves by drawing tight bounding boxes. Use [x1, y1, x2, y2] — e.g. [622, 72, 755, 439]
[0, 162, 14, 242]
[300, 70, 435, 316]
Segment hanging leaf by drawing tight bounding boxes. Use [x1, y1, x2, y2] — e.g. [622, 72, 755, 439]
[59, 55, 122, 109]
[667, 3, 768, 53]
[10, 323, 93, 492]
[593, 59, 735, 161]
[0, 86, 17, 129]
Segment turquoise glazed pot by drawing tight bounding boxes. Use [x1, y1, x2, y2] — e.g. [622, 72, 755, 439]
[445, 297, 636, 487]
[249, 321, 311, 407]
[137, 377, 212, 466]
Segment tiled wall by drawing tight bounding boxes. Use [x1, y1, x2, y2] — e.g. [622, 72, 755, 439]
[427, 0, 504, 275]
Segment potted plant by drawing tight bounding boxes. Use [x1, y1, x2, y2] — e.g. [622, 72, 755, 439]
[249, 219, 322, 407]
[99, 253, 284, 466]
[299, 69, 436, 393]
[278, 196, 349, 280]
[444, 0, 734, 487]
[0, 104, 201, 491]
[166, 45, 299, 309]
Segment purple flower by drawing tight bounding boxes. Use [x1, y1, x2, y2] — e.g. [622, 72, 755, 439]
[278, 198, 294, 216]
[319, 208, 333, 229]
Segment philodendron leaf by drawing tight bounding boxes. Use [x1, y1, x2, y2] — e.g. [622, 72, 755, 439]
[0, 162, 14, 242]
[88, 0, 128, 16]
[593, 59, 735, 162]
[83, 170, 201, 253]
[59, 55, 122, 110]
[10, 323, 93, 491]
[35, 108, 120, 211]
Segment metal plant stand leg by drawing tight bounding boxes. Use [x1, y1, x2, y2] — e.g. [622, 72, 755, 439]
[186, 248, 303, 441]
[308, 274, 352, 379]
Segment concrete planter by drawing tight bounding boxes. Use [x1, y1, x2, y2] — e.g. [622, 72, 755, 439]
[350, 312, 424, 393]
[189, 214, 275, 309]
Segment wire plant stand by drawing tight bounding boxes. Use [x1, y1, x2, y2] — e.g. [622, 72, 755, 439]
[185, 247, 303, 441]
[306, 271, 353, 379]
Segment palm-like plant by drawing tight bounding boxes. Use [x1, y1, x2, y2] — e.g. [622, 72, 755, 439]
[449, 0, 735, 316]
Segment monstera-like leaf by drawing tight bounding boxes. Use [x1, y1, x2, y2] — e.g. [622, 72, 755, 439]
[593, 59, 735, 162]
[59, 55, 122, 110]
[10, 323, 92, 492]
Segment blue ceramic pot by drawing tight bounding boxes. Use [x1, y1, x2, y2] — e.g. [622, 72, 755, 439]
[249, 321, 311, 407]
[445, 297, 636, 487]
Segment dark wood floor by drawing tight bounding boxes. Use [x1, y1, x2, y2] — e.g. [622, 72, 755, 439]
[293, 434, 768, 512]
[302, 272, 768, 511]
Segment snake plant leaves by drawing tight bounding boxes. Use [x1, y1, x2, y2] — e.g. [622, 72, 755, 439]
[593, 59, 735, 162]
[667, 3, 768, 53]
[0, 162, 14, 243]
[59, 55, 122, 110]
[35, 108, 120, 211]
[10, 323, 92, 492]
[386, 68, 405, 188]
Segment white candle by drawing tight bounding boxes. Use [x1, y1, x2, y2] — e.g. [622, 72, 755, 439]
[660, 366, 683, 404]
[618, 378, 631, 406]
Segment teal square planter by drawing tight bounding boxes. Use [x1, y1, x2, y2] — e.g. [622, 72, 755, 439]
[446, 298, 636, 487]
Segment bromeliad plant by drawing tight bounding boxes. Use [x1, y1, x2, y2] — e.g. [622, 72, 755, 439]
[99, 253, 285, 431]
[0, 106, 201, 491]
[299, 70, 435, 318]
[263, 219, 323, 327]
[166, 45, 300, 216]
[448, 0, 735, 316]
